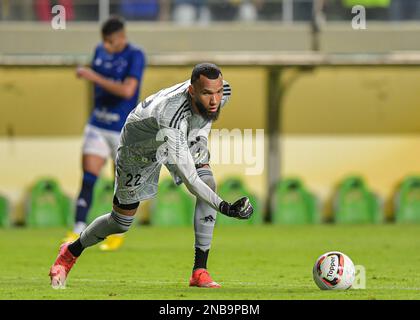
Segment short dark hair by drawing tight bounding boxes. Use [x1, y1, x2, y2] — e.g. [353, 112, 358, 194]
[191, 63, 222, 84]
[101, 16, 125, 37]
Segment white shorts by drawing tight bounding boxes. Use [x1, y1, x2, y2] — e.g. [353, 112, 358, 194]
[113, 145, 164, 205]
[82, 124, 121, 161]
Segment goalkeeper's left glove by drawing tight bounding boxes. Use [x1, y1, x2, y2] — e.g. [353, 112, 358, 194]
[219, 197, 254, 220]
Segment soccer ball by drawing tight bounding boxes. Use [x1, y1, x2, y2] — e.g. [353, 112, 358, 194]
[312, 251, 355, 290]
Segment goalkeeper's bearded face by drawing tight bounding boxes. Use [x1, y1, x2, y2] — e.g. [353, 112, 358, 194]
[189, 75, 223, 121]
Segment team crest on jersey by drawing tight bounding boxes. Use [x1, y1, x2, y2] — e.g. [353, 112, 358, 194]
[114, 57, 128, 73]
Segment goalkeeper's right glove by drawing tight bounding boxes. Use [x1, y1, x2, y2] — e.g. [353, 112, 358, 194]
[219, 197, 254, 220]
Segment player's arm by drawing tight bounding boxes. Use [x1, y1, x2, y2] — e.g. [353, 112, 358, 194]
[76, 67, 138, 99]
[160, 124, 253, 219]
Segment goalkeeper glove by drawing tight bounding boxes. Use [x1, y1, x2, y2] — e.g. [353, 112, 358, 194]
[219, 197, 254, 220]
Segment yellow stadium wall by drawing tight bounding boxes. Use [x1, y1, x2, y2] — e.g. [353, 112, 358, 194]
[0, 66, 266, 135]
[1, 66, 420, 222]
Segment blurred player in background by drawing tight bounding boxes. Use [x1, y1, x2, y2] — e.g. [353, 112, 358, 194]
[63, 15, 146, 251]
[50, 63, 254, 289]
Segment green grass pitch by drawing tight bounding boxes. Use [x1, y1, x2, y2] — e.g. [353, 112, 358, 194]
[1, 224, 420, 300]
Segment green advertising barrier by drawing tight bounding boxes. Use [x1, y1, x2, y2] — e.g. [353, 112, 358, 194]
[87, 177, 114, 224]
[271, 177, 319, 225]
[394, 176, 420, 223]
[26, 178, 73, 227]
[334, 176, 382, 224]
[0, 194, 10, 227]
[151, 178, 195, 226]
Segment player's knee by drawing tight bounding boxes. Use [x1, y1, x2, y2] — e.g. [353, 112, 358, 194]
[197, 167, 216, 191]
[113, 196, 139, 215]
[110, 196, 138, 233]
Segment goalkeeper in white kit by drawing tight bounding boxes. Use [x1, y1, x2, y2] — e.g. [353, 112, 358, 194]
[49, 62, 254, 289]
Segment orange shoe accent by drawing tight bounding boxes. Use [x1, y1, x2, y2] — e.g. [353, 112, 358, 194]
[189, 268, 221, 288]
[49, 242, 78, 289]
